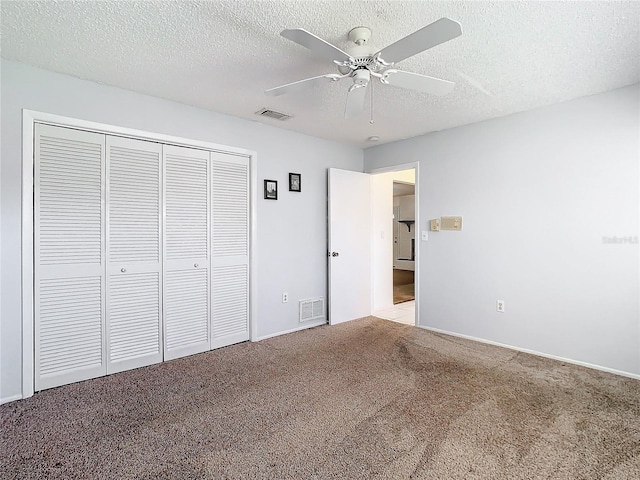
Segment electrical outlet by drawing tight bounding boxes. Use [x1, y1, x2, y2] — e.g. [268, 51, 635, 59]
[496, 300, 505, 313]
[282, 292, 289, 303]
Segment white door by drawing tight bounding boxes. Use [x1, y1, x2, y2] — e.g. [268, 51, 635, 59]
[210, 152, 250, 348]
[35, 124, 107, 390]
[106, 136, 163, 373]
[163, 145, 211, 360]
[328, 168, 372, 325]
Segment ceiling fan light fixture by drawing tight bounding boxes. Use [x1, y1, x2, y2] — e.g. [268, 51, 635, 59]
[352, 68, 371, 86]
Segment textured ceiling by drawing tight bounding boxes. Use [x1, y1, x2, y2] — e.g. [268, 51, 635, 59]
[2, 1, 639, 148]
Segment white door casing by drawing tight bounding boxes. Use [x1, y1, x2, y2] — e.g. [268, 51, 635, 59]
[328, 168, 372, 325]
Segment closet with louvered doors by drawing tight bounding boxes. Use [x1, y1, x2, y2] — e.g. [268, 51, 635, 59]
[34, 123, 251, 391]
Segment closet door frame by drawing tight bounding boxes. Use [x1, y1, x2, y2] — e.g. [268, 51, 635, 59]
[21, 110, 258, 400]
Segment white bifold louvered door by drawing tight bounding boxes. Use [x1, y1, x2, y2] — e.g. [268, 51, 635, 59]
[35, 124, 107, 391]
[106, 136, 163, 374]
[210, 152, 250, 348]
[163, 145, 211, 360]
[35, 124, 251, 391]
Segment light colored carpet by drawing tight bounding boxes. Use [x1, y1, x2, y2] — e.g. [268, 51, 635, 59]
[1, 317, 639, 479]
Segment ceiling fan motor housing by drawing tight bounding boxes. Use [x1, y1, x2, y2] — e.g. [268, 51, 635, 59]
[338, 43, 379, 75]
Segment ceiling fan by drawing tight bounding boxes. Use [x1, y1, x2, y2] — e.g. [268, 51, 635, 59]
[265, 18, 462, 119]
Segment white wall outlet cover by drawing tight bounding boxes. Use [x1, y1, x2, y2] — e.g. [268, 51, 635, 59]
[421, 230, 428, 241]
[282, 292, 289, 303]
[496, 300, 505, 312]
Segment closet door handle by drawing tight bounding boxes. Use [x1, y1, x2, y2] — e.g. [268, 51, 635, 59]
[121, 268, 126, 273]
[194, 263, 199, 268]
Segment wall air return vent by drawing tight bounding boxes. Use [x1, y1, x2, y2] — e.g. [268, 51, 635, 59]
[255, 108, 293, 121]
[299, 297, 325, 323]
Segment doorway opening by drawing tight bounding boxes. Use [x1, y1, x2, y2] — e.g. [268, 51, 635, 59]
[370, 166, 417, 326]
[393, 181, 415, 305]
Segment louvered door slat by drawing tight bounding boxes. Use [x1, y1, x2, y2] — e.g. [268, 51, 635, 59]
[165, 150, 209, 260]
[163, 145, 210, 360]
[108, 142, 160, 263]
[38, 277, 103, 376]
[106, 136, 162, 374]
[165, 269, 209, 358]
[211, 152, 250, 349]
[108, 272, 161, 370]
[211, 265, 248, 346]
[212, 158, 248, 258]
[38, 129, 102, 266]
[35, 124, 106, 391]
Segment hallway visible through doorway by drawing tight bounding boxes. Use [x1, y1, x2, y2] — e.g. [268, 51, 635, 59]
[370, 165, 418, 328]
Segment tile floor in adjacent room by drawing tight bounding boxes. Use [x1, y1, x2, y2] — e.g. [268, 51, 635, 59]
[374, 300, 415, 325]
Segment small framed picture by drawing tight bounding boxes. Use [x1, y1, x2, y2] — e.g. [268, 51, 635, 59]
[289, 173, 301, 192]
[264, 179, 278, 200]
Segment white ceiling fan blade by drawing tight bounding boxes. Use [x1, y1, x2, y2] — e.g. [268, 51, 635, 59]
[375, 18, 462, 64]
[382, 69, 455, 96]
[265, 74, 343, 96]
[344, 84, 368, 119]
[281, 28, 353, 63]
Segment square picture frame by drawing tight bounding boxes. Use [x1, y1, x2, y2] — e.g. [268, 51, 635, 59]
[264, 179, 278, 200]
[289, 173, 301, 192]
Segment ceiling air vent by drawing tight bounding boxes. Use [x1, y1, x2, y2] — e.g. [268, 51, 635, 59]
[255, 108, 293, 121]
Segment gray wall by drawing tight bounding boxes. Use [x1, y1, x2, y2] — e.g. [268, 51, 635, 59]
[0, 60, 363, 402]
[365, 84, 640, 376]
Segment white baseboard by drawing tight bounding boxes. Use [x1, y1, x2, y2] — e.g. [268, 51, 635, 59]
[419, 325, 640, 381]
[254, 320, 327, 341]
[1, 394, 23, 405]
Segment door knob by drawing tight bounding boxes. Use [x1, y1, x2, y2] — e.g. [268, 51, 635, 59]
[121, 268, 126, 273]
[332, 252, 339, 257]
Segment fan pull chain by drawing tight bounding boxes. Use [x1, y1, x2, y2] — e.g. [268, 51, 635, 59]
[370, 81, 375, 124]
